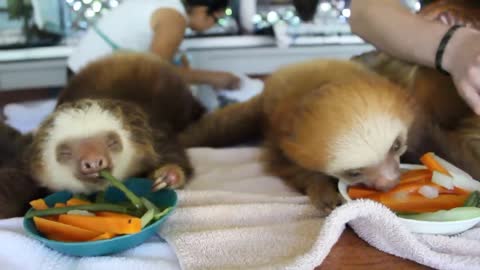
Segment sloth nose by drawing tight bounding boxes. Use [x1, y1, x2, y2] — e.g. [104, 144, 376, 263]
[373, 177, 398, 191]
[80, 155, 109, 175]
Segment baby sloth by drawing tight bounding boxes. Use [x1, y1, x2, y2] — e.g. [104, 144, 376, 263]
[0, 52, 205, 217]
[179, 60, 415, 213]
[29, 98, 188, 194]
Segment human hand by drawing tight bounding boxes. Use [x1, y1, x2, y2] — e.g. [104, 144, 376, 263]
[443, 28, 480, 115]
[208, 72, 241, 90]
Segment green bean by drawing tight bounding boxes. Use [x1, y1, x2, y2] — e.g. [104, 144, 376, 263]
[154, 207, 173, 220]
[140, 208, 155, 228]
[464, 191, 480, 207]
[25, 203, 133, 218]
[95, 191, 106, 204]
[100, 170, 143, 209]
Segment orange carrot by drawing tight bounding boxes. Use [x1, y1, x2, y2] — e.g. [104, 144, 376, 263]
[58, 214, 142, 235]
[420, 152, 450, 175]
[33, 217, 101, 242]
[88, 232, 117, 241]
[29, 199, 49, 210]
[399, 169, 433, 184]
[44, 233, 78, 242]
[66, 198, 91, 206]
[348, 186, 379, 199]
[54, 203, 66, 208]
[95, 211, 137, 219]
[368, 193, 469, 213]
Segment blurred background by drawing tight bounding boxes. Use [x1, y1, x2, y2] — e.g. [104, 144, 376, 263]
[0, 0, 423, 129]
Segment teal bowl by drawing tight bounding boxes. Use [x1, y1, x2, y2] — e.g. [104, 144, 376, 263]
[23, 178, 177, 256]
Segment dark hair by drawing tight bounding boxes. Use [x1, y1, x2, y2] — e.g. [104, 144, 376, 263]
[184, 0, 229, 14]
[292, 0, 319, 22]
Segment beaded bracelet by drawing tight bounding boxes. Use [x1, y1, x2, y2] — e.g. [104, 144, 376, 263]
[435, 24, 463, 75]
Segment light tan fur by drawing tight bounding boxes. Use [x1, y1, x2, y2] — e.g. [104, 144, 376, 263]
[264, 60, 414, 174]
[180, 59, 415, 212]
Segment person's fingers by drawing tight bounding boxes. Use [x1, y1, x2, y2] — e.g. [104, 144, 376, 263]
[460, 83, 480, 115]
[467, 66, 480, 90]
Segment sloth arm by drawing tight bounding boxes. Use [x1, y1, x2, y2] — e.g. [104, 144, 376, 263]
[151, 126, 193, 178]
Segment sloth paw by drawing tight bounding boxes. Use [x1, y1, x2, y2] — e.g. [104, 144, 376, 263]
[311, 193, 342, 216]
[151, 164, 186, 191]
[307, 182, 342, 216]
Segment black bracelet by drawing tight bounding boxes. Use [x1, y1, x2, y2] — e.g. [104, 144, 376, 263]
[435, 24, 463, 75]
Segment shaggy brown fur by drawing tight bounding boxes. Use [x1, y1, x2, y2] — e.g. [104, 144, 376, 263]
[0, 52, 205, 218]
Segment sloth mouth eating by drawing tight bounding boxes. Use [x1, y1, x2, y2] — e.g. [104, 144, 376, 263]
[77, 170, 112, 184]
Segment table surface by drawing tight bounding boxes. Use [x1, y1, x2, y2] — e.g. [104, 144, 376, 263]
[316, 228, 432, 270]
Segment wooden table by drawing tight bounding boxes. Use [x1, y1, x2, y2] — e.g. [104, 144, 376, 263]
[316, 228, 432, 270]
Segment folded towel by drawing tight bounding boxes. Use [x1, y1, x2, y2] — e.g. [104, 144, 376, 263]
[1, 147, 480, 270]
[161, 147, 480, 270]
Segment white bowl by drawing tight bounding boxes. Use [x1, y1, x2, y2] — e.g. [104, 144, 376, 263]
[338, 164, 480, 235]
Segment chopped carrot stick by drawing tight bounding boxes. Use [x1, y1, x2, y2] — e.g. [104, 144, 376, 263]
[44, 233, 78, 242]
[33, 217, 101, 242]
[95, 211, 137, 219]
[66, 198, 91, 206]
[29, 199, 49, 210]
[348, 186, 379, 199]
[54, 203, 66, 208]
[368, 193, 469, 213]
[58, 214, 142, 235]
[399, 169, 433, 184]
[88, 232, 117, 241]
[420, 152, 450, 176]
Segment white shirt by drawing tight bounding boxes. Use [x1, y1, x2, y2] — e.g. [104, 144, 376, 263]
[67, 0, 187, 72]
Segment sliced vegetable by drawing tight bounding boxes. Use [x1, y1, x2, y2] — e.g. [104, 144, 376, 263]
[88, 232, 117, 241]
[25, 203, 133, 218]
[33, 217, 100, 241]
[72, 194, 90, 202]
[95, 211, 137, 218]
[66, 210, 95, 216]
[154, 207, 173, 220]
[399, 207, 480, 221]
[347, 186, 379, 199]
[29, 199, 49, 210]
[100, 170, 143, 209]
[434, 155, 480, 192]
[95, 191, 106, 203]
[420, 152, 450, 175]
[66, 198, 91, 206]
[399, 169, 433, 184]
[368, 193, 469, 213]
[431, 171, 454, 190]
[58, 214, 142, 234]
[140, 208, 155, 228]
[54, 203, 66, 208]
[418, 185, 439, 199]
[464, 191, 480, 207]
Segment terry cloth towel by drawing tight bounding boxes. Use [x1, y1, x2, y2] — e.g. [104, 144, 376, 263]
[1, 147, 480, 270]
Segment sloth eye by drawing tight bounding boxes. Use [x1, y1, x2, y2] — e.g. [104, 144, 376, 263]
[345, 169, 363, 178]
[106, 132, 122, 152]
[391, 138, 402, 153]
[56, 144, 72, 162]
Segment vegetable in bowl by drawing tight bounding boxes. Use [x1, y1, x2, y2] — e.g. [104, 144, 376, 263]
[23, 171, 177, 256]
[338, 152, 480, 234]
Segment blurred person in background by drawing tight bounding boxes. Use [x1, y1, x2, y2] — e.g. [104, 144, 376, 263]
[67, 0, 240, 90]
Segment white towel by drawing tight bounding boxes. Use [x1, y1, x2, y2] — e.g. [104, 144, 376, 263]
[1, 147, 480, 270]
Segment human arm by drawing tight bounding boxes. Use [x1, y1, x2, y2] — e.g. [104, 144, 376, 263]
[149, 8, 240, 90]
[349, 0, 480, 114]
